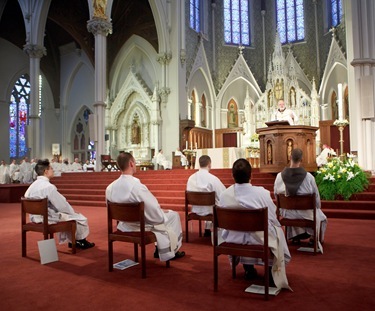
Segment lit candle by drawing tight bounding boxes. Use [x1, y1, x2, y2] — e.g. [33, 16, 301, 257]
[190, 141, 193, 150]
[338, 83, 343, 120]
[195, 142, 197, 149]
[185, 141, 188, 150]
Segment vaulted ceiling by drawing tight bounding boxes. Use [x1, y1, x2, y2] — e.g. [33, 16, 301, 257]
[0, 0, 158, 106]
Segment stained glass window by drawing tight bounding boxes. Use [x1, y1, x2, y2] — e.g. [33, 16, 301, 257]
[190, 0, 200, 32]
[9, 75, 31, 159]
[276, 0, 305, 44]
[329, 0, 343, 28]
[224, 0, 250, 46]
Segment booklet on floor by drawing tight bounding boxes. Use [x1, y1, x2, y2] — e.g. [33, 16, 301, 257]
[113, 259, 139, 270]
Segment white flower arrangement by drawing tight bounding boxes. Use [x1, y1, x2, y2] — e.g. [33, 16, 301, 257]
[315, 157, 369, 200]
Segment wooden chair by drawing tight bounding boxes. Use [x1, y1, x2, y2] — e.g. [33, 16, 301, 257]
[21, 197, 77, 257]
[275, 194, 320, 255]
[185, 191, 215, 243]
[172, 152, 182, 169]
[107, 200, 170, 278]
[213, 206, 271, 300]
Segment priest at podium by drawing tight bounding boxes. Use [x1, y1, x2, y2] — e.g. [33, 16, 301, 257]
[272, 100, 298, 125]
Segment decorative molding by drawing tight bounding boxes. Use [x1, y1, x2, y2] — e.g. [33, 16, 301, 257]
[157, 52, 172, 65]
[23, 44, 46, 58]
[159, 87, 170, 105]
[87, 18, 112, 36]
[180, 49, 186, 64]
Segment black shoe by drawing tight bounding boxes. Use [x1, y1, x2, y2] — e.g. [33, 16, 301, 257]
[171, 251, 185, 260]
[244, 264, 257, 280]
[203, 229, 211, 237]
[154, 247, 159, 258]
[76, 239, 95, 250]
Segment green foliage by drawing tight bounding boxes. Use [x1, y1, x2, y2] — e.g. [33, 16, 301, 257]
[315, 157, 370, 200]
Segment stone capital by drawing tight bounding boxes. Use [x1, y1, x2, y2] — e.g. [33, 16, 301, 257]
[87, 18, 112, 36]
[23, 44, 46, 58]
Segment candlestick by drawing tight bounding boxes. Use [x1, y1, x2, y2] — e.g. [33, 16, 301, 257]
[338, 83, 343, 120]
[185, 141, 188, 150]
[195, 142, 197, 150]
[190, 142, 193, 150]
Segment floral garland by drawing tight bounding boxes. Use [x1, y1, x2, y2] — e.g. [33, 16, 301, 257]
[315, 157, 370, 200]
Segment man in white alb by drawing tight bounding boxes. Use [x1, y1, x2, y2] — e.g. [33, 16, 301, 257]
[219, 158, 291, 289]
[106, 152, 185, 261]
[272, 100, 298, 125]
[175, 147, 188, 166]
[19, 157, 33, 184]
[71, 158, 83, 171]
[25, 159, 95, 249]
[0, 160, 10, 184]
[186, 155, 226, 237]
[155, 149, 172, 170]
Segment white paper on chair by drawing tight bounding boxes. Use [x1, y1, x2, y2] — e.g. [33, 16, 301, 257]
[37, 239, 59, 265]
[245, 284, 281, 296]
[113, 259, 139, 270]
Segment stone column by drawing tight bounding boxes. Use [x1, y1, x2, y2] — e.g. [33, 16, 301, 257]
[87, 18, 112, 171]
[23, 44, 46, 159]
[345, 0, 375, 170]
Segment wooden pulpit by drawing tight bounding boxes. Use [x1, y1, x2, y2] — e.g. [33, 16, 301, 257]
[256, 123, 318, 173]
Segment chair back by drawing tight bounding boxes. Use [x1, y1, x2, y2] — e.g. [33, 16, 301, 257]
[276, 193, 315, 211]
[213, 206, 269, 300]
[21, 197, 49, 234]
[276, 193, 319, 254]
[185, 191, 215, 206]
[184, 191, 216, 242]
[107, 200, 146, 234]
[214, 206, 268, 237]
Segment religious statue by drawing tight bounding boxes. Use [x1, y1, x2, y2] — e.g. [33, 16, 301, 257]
[93, 0, 107, 19]
[274, 79, 284, 100]
[287, 140, 293, 161]
[290, 88, 296, 108]
[267, 142, 272, 164]
[228, 102, 237, 128]
[131, 120, 141, 144]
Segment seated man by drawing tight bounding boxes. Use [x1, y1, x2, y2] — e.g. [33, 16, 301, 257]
[24, 159, 95, 249]
[71, 158, 83, 171]
[219, 159, 291, 289]
[155, 149, 172, 170]
[316, 144, 336, 167]
[106, 152, 185, 261]
[19, 157, 33, 184]
[274, 148, 327, 248]
[0, 160, 10, 184]
[186, 155, 226, 237]
[175, 147, 188, 166]
[9, 159, 20, 183]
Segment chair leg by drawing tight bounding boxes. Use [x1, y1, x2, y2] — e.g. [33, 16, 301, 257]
[71, 223, 76, 254]
[313, 229, 318, 255]
[185, 218, 189, 243]
[199, 220, 202, 237]
[22, 231, 26, 257]
[108, 240, 113, 272]
[231, 256, 237, 279]
[134, 243, 138, 262]
[214, 254, 218, 292]
[166, 260, 170, 268]
[141, 244, 146, 279]
[264, 265, 269, 301]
